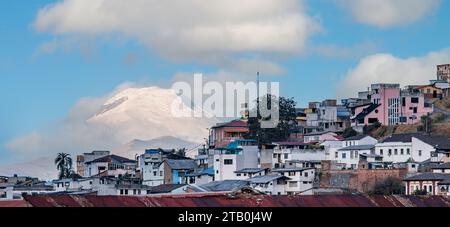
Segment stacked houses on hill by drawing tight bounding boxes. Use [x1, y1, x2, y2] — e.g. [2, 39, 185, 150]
[1, 64, 450, 200]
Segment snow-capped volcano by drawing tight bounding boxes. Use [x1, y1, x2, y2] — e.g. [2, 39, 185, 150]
[88, 86, 217, 144]
[1, 86, 217, 180]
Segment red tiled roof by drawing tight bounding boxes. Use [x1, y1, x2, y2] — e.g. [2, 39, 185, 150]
[20, 194, 450, 207]
[213, 120, 248, 128]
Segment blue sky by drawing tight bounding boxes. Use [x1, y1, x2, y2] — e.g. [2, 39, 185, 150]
[1, 0, 449, 164]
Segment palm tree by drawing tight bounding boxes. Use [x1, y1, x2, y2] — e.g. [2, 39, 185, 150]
[55, 153, 73, 179]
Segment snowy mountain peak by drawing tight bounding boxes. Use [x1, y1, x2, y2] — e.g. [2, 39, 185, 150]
[88, 86, 216, 144]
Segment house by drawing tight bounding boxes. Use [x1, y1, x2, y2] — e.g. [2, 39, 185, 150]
[375, 133, 417, 163]
[247, 175, 290, 195]
[9, 184, 55, 199]
[147, 184, 188, 195]
[437, 64, 450, 83]
[91, 175, 151, 196]
[164, 159, 197, 184]
[342, 135, 378, 147]
[271, 168, 316, 195]
[431, 162, 450, 174]
[303, 131, 340, 144]
[403, 173, 450, 196]
[284, 160, 323, 170]
[358, 154, 388, 170]
[417, 84, 443, 99]
[393, 158, 420, 173]
[183, 167, 215, 185]
[139, 148, 191, 186]
[351, 83, 433, 128]
[84, 154, 137, 177]
[321, 140, 344, 162]
[337, 145, 376, 169]
[234, 168, 268, 180]
[272, 142, 326, 169]
[76, 151, 110, 176]
[208, 119, 249, 148]
[53, 177, 93, 193]
[0, 175, 53, 200]
[375, 133, 450, 164]
[412, 135, 450, 163]
[213, 141, 259, 181]
[315, 99, 350, 132]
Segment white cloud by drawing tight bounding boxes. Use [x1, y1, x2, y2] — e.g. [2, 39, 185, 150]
[311, 41, 379, 59]
[337, 48, 450, 98]
[34, 0, 321, 65]
[337, 0, 441, 28]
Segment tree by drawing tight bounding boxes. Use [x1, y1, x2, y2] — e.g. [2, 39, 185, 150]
[54, 153, 73, 180]
[370, 177, 404, 195]
[363, 120, 381, 135]
[342, 127, 358, 138]
[412, 189, 428, 196]
[245, 95, 297, 145]
[174, 148, 186, 157]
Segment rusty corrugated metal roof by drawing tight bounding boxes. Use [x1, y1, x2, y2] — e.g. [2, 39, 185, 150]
[17, 193, 450, 207]
[0, 200, 30, 207]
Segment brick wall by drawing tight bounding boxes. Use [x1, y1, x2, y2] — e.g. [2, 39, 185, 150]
[320, 161, 408, 193]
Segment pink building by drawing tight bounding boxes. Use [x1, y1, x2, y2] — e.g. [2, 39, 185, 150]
[352, 84, 433, 127]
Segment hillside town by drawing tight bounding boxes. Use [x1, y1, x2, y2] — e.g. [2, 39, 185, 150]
[2, 64, 450, 201]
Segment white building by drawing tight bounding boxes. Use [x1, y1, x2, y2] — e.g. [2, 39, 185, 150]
[53, 178, 93, 192]
[234, 168, 268, 180]
[272, 142, 327, 169]
[375, 133, 448, 163]
[321, 140, 344, 161]
[248, 175, 290, 195]
[84, 155, 137, 177]
[337, 145, 375, 169]
[342, 135, 378, 147]
[271, 168, 316, 195]
[213, 145, 259, 181]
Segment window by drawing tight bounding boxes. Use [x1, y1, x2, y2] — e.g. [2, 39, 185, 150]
[284, 154, 289, 159]
[429, 185, 433, 193]
[304, 172, 308, 177]
[335, 152, 338, 158]
[407, 148, 410, 155]
[342, 153, 347, 159]
[273, 154, 277, 158]
[224, 159, 233, 165]
[160, 171, 163, 176]
[153, 171, 157, 176]
[289, 182, 298, 187]
[401, 149, 404, 155]
[394, 149, 398, 155]
[413, 107, 417, 114]
[380, 149, 383, 155]
[236, 173, 241, 177]
[418, 150, 422, 156]
[289, 172, 296, 176]
[388, 149, 392, 156]
[216, 159, 220, 162]
[411, 97, 419, 103]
